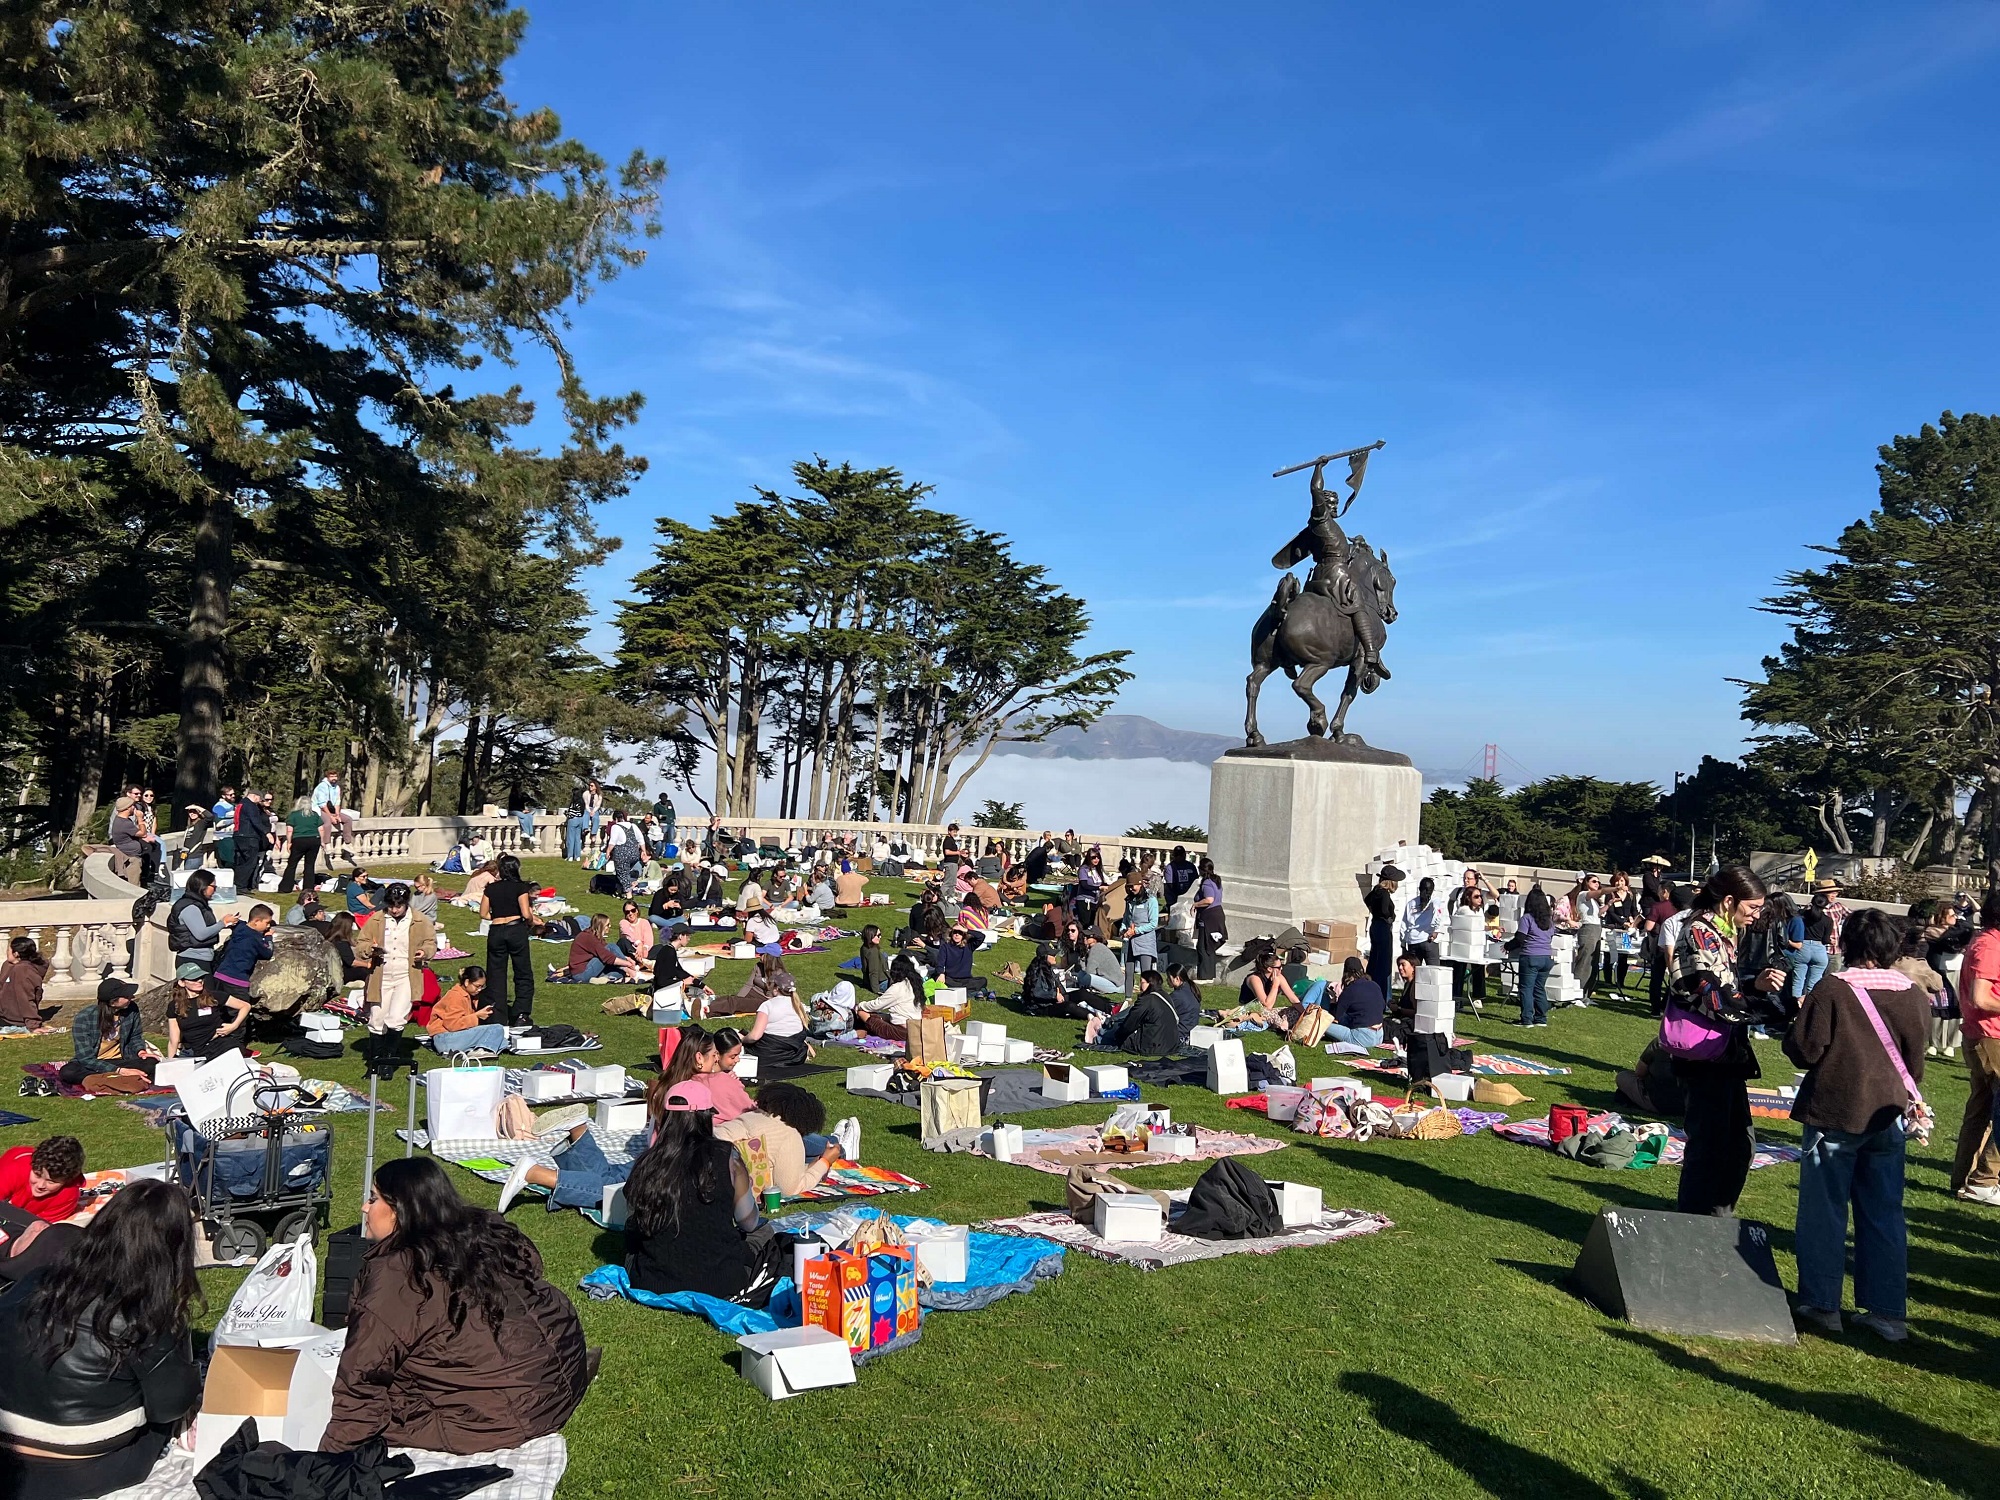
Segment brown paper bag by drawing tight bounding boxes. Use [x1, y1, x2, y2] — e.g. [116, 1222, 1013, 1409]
[908, 1014, 950, 1067]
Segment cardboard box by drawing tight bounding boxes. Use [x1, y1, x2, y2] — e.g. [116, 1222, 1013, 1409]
[1187, 1025, 1223, 1051]
[193, 1338, 342, 1468]
[736, 1326, 856, 1400]
[561, 1063, 626, 1096]
[1040, 1063, 1091, 1102]
[1268, 1180, 1323, 1228]
[906, 1223, 970, 1283]
[1148, 1126, 1198, 1156]
[1431, 1072, 1475, 1102]
[846, 1064, 894, 1092]
[594, 1098, 648, 1134]
[1207, 1038, 1248, 1095]
[964, 1018, 1006, 1042]
[934, 987, 969, 1013]
[1001, 1038, 1035, 1064]
[1082, 1064, 1129, 1095]
[733, 1054, 759, 1080]
[1093, 1193, 1165, 1243]
[601, 1183, 628, 1229]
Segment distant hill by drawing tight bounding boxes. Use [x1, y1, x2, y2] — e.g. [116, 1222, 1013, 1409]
[990, 714, 1238, 765]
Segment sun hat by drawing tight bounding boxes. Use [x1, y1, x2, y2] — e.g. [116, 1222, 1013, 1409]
[1638, 854, 1671, 867]
[1378, 864, 1407, 882]
[663, 1080, 715, 1113]
[1812, 877, 1843, 892]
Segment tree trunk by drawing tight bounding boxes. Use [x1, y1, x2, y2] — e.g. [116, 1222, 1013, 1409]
[172, 496, 235, 813]
[868, 674, 887, 822]
[1817, 789, 1854, 855]
[67, 689, 113, 840]
[457, 713, 481, 816]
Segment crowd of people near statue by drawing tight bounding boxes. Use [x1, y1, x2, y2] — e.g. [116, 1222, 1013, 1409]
[7, 784, 1998, 1495]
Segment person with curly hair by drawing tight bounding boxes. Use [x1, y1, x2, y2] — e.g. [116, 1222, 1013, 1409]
[324, 1157, 589, 1454]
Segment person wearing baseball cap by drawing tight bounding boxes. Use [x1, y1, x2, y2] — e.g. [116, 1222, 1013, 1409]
[624, 1076, 786, 1306]
[63, 975, 160, 1087]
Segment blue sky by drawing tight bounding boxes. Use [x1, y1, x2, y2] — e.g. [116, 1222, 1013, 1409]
[504, 0, 2000, 797]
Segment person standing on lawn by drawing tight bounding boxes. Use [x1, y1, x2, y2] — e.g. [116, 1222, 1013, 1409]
[1669, 866, 1788, 1217]
[1363, 865, 1402, 994]
[278, 798, 323, 893]
[1786, 908, 1927, 1341]
[1948, 888, 2000, 1205]
[480, 854, 540, 1027]
[354, 882, 437, 1035]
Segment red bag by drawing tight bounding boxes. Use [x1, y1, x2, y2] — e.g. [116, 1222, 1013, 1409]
[410, 966, 442, 1029]
[1548, 1103, 1591, 1145]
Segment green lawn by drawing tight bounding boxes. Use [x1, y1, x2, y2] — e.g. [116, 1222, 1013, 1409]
[8, 859, 1997, 1499]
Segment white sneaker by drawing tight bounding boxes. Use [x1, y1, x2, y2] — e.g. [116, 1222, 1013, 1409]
[834, 1117, 860, 1162]
[497, 1156, 537, 1214]
[1852, 1310, 1908, 1342]
[1957, 1184, 2000, 1206]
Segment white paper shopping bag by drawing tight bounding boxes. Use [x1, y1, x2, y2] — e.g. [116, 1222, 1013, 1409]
[176, 1049, 256, 1129]
[424, 1062, 507, 1139]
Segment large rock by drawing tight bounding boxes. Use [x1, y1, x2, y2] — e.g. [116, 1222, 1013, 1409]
[139, 924, 344, 1030]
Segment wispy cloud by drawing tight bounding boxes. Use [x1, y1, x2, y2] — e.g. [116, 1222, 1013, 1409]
[1598, 3, 2000, 181]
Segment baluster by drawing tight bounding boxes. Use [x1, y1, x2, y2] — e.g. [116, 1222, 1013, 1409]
[51, 924, 76, 983]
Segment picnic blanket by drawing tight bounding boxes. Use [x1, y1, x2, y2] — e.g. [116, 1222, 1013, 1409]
[982, 1198, 1392, 1271]
[825, 1031, 905, 1057]
[1493, 1110, 1803, 1169]
[404, 1127, 928, 1206]
[118, 1079, 389, 1128]
[68, 1164, 173, 1226]
[849, 1068, 1084, 1117]
[1346, 1052, 1573, 1083]
[966, 1122, 1289, 1175]
[581, 1209, 1064, 1329]
[99, 1432, 567, 1500]
[0, 1109, 36, 1128]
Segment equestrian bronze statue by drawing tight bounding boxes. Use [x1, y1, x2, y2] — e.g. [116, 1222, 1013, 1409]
[1244, 442, 1399, 748]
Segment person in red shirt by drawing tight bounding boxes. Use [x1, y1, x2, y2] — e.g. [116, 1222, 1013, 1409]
[0, 1136, 86, 1226]
[1950, 891, 2000, 1204]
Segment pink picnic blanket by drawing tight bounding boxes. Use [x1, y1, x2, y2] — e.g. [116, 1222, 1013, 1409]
[1494, 1111, 1802, 1169]
[976, 1123, 1288, 1176]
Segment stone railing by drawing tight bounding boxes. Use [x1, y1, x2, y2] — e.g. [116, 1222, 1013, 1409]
[693, 819, 1207, 871]
[0, 873, 148, 1008]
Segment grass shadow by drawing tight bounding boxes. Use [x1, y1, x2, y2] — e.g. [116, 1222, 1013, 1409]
[1610, 1327, 1998, 1489]
[1341, 1371, 1618, 1499]
[1317, 1143, 1596, 1242]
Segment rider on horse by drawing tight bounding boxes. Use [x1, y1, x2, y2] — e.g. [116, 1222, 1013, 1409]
[1270, 457, 1390, 683]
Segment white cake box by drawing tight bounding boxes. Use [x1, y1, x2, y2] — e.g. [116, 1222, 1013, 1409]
[594, 1098, 648, 1133]
[1001, 1038, 1035, 1064]
[1268, 1180, 1323, 1228]
[976, 1039, 1006, 1064]
[560, 1063, 626, 1096]
[506, 1069, 574, 1102]
[1147, 1128, 1199, 1156]
[733, 1053, 759, 1080]
[1431, 1072, 1475, 1102]
[601, 1183, 629, 1229]
[1206, 1038, 1248, 1095]
[730, 942, 757, 959]
[1082, 1064, 1129, 1094]
[736, 1326, 856, 1400]
[846, 1064, 895, 1091]
[933, 987, 968, 1011]
[1040, 1063, 1091, 1101]
[1414, 1003, 1456, 1035]
[1094, 1193, 1164, 1243]
[947, 1033, 981, 1063]
[1187, 1024, 1223, 1050]
[984, 1122, 1025, 1161]
[964, 1019, 1007, 1042]
[905, 1223, 970, 1283]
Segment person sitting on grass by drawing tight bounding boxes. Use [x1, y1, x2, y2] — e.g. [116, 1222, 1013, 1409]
[858, 954, 927, 1043]
[0, 1135, 86, 1228]
[0, 936, 56, 1035]
[1615, 1036, 1687, 1117]
[706, 1027, 757, 1120]
[1019, 943, 1084, 1018]
[64, 977, 160, 1088]
[426, 966, 507, 1056]
[166, 965, 252, 1060]
[857, 924, 891, 993]
[741, 970, 814, 1068]
[1066, 929, 1123, 1002]
[834, 864, 867, 908]
[1082, 970, 1183, 1055]
[930, 925, 984, 995]
[622, 1080, 789, 1307]
[716, 1081, 844, 1198]
[326, 1158, 589, 1455]
[1221, 948, 1300, 1030]
[549, 913, 642, 985]
[0, 1180, 201, 1496]
[717, 952, 795, 1018]
[1164, 962, 1204, 1041]
[326, 911, 368, 983]
[499, 1072, 675, 1216]
[744, 909, 783, 955]
[1324, 956, 1388, 1047]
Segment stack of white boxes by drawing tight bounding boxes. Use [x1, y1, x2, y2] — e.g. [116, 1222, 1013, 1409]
[1413, 964, 1455, 1038]
[1545, 933, 1583, 1006]
[1443, 908, 1485, 964]
[965, 1020, 1008, 1064]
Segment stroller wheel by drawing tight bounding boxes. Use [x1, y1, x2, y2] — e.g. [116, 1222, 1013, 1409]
[273, 1208, 318, 1246]
[211, 1220, 267, 1261]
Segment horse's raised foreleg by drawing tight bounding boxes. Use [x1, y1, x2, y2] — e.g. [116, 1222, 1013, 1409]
[1292, 661, 1332, 738]
[1327, 662, 1363, 741]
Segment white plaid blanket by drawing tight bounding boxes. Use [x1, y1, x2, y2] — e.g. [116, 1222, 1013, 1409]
[103, 1433, 567, 1500]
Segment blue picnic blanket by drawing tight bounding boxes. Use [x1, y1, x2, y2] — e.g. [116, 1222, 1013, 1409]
[579, 1209, 1065, 1331]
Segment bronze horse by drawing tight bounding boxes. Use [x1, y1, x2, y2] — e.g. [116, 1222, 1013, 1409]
[1243, 542, 1399, 747]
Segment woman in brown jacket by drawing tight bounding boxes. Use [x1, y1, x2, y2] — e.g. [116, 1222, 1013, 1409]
[0, 936, 54, 1033]
[323, 1158, 589, 1455]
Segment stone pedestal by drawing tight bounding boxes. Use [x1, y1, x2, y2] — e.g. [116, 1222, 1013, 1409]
[1207, 742, 1422, 940]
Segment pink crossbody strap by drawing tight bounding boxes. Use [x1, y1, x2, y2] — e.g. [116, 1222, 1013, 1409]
[1846, 975, 1924, 1105]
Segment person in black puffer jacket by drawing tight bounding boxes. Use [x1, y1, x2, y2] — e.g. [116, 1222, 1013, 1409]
[0, 1181, 201, 1500]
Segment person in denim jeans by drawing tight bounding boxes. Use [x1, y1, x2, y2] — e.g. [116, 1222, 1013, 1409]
[1514, 885, 1556, 1027]
[1788, 900, 1833, 1000]
[1785, 909, 1928, 1342]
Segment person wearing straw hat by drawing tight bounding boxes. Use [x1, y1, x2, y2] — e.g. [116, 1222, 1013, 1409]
[1638, 853, 1674, 905]
[1813, 878, 1852, 970]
